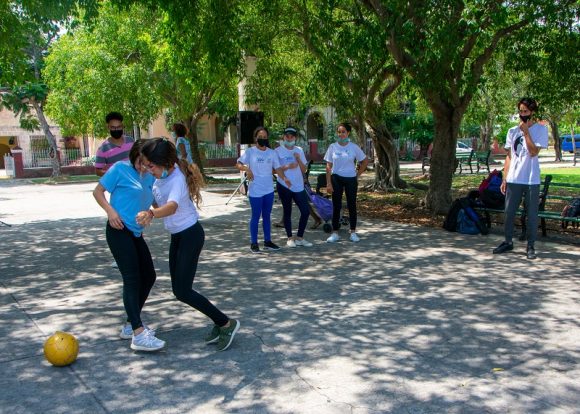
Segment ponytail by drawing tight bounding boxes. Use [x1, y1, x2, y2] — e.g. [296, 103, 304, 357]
[177, 159, 205, 207]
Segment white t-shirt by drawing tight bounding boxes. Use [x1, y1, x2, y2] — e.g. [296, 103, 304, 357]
[275, 145, 307, 192]
[152, 166, 199, 234]
[237, 146, 280, 197]
[505, 123, 549, 185]
[324, 142, 367, 177]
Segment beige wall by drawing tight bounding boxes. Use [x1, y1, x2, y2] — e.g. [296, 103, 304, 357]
[0, 108, 69, 153]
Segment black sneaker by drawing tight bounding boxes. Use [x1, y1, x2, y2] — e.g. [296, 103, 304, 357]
[250, 243, 261, 254]
[493, 241, 513, 254]
[263, 241, 280, 251]
[526, 244, 537, 260]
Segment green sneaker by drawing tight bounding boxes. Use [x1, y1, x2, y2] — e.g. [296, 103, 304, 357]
[216, 319, 240, 351]
[204, 325, 220, 344]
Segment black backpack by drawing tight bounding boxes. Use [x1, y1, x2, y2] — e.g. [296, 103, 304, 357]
[443, 197, 489, 235]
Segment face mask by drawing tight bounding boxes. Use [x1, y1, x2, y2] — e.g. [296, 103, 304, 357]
[160, 169, 168, 179]
[171, 132, 176, 139]
[283, 140, 295, 147]
[519, 114, 531, 123]
[110, 129, 123, 139]
[257, 138, 269, 147]
[338, 137, 350, 144]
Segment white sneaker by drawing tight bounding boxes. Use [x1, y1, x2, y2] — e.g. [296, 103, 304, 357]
[350, 232, 360, 242]
[295, 239, 313, 247]
[286, 239, 297, 248]
[120, 323, 155, 339]
[120, 323, 133, 339]
[326, 233, 340, 243]
[131, 329, 165, 352]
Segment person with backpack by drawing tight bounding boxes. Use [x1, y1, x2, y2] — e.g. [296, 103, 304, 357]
[492, 97, 548, 260]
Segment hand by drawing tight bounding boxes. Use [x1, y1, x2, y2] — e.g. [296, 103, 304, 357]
[108, 210, 124, 230]
[519, 121, 529, 135]
[326, 183, 333, 194]
[286, 162, 298, 170]
[284, 177, 292, 188]
[245, 169, 254, 181]
[500, 180, 507, 195]
[136, 210, 153, 226]
[293, 153, 301, 161]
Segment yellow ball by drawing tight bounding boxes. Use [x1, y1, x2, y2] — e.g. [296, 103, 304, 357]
[43, 331, 79, 367]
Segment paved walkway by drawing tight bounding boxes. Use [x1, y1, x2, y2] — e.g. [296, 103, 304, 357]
[0, 181, 578, 413]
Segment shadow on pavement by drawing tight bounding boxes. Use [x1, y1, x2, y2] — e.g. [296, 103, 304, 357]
[0, 206, 578, 413]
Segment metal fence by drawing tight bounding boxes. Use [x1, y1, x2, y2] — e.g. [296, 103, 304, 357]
[199, 143, 238, 159]
[23, 148, 95, 168]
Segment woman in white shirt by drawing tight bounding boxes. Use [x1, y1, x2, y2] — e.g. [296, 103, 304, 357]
[136, 138, 239, 352]
[236, 127, 292, 254]
[324, 123, 369, 243]
[275, 127, 313, 248]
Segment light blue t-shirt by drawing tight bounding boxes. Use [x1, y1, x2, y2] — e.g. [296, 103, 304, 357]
[237, 146, 281, 197]
[176, 136, 193, 164]
[100, 160, 155, 237]
[324, 142, 367, 177]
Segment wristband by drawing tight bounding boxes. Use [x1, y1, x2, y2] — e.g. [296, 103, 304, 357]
[148, 209, 155, 219]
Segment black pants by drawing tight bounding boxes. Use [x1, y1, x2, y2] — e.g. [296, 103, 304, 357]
[331, 174, 358, 231]
[106, 224, 156, 331]
[169, 222, 229, 327]
[276, 182, 310, 238]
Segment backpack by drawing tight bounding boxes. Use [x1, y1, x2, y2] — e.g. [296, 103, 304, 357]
[561, 198, 580, 229]
[479, 169, 505, 209]
[443, 197, 489, 235]
[457, 209, 480, 234]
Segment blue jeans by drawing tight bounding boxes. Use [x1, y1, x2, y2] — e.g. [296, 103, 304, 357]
[249, 192, 274, 244]
[277, 182, 310, 238]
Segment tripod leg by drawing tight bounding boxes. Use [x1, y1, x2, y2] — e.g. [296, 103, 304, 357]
[226, 179, 247, 205]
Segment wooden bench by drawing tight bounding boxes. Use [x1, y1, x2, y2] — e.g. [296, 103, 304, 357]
[475, 175, 580, 237]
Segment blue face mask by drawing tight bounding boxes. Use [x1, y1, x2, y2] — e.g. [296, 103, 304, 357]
[160, 169, 169, 179]
[283, 140, 295, 147]
[338, 137, 350, 144]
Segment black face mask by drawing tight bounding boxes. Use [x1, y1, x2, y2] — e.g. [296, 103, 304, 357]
[519, 115, 531, 123]
[257, 138, 269, 147]
[110, 129, 123, 139]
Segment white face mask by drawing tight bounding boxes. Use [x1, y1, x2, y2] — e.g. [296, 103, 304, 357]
[283, 140, 295, 147]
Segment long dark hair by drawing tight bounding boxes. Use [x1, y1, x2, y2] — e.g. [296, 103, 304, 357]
[140, 138, 205, 206]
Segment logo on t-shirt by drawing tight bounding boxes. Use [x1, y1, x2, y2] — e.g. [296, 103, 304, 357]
[513, 135, 525, 157]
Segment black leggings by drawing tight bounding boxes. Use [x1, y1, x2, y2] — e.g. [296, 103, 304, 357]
[276, 182, 310, 238]
[331, 174, 358, 231]
[106, 224, 156, 331]
[169, 222, 229, 327]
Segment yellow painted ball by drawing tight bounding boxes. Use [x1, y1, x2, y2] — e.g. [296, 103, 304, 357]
[43, 331, 79, 367]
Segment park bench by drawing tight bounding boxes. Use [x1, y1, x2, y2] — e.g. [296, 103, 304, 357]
[475, 175, 580, 237]
[423, 149, 491, 174]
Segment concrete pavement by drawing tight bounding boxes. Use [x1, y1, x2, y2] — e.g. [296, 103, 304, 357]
[0, 180, 579, 413]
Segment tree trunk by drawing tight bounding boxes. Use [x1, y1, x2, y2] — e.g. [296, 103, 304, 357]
[186, 116, 205, 176]
[365, 123, 407, 190]
[548, 120, 562, 162]
[32, 100, 61, 177]
[426, 108, 463, 214]
[479, 117, 493, 151]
